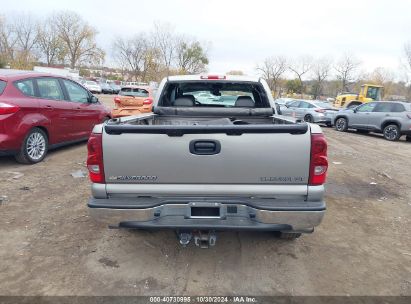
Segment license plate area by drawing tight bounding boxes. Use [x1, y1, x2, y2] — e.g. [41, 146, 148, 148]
[190, 206, 221, 218]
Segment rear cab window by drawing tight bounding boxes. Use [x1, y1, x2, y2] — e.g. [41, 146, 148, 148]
[0, 80, 6, 95]
[158, 81, 269, 108]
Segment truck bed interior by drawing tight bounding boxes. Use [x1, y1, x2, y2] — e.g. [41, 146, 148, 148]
[109, 107, 297, 126]
[105, 112, 308, 137]
[105, 79, 306, 133]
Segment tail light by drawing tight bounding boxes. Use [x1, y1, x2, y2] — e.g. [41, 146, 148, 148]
[315, 109, 326, 113]
[87, 133, 105, 183]
[309, 133, 328, 186]
[200, 75, 226, 80]
[0, 102, 20, 115]
[143, 98, 153, 105]
[114, 96, 121, 105]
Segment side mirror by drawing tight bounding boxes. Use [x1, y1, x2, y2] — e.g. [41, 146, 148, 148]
[89, 95, 99, 103]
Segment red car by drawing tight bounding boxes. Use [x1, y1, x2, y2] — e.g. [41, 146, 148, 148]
[0, 70, 111, 164]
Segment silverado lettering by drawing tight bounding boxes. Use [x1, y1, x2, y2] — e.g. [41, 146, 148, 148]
[109, 175, 158, 181]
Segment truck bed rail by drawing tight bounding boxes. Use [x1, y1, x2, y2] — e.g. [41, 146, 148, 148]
[104, 123, 308, 136]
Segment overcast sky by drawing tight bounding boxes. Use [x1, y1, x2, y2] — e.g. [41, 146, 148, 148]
[3, 0, 411, 77]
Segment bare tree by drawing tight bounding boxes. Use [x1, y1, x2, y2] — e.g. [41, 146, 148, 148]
[370, 67, 393, 84]
[36, 16, 66, 66]
[370, 67, 395, 98]
[0, 16, 17, 65]
[403, 42, 411, 98]
[112, 34, 149, 81]
[141, 43, 162, 82]
[334, 53, 361, 92]
[152, 22, 176, 75]
[175, 36, 209, 74]
[112, 24, 209, 81]
[226, 70, 244, 75]
[54, 11, 104, 69]
[404, 42, 411, 72]
[312, 57, 332, 99]
[288, 55, 313, 97]
[4, 14, 41, 69]
[13, 14, 38, 54]
[256, 55, 287, 97]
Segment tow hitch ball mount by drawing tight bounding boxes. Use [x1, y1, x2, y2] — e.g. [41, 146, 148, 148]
[177, 230, 217, 248]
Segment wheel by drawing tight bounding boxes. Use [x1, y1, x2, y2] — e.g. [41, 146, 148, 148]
[383, 124, 401, 141]
[356, 129, 369, 134]
[335, 117, 348, 132]
[406, 135, 411, 142]
[304, 114, 313, 123]
[278, 232, 302, 240]
[15, 128, 48, 164]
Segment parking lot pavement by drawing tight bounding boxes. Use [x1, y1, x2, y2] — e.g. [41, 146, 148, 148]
[96, 94, 115, 110]
[0, 122, 410, 296]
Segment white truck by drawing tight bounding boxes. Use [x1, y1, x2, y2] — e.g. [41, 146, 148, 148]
[86, 75, 328, 248]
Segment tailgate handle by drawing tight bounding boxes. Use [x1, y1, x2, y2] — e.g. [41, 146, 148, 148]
[190, 140, 221, 155]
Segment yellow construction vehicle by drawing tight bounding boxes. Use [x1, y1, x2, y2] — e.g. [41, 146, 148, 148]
[334, 84, 384, 108]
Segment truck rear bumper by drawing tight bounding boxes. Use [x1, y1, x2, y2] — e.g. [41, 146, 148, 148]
[88, 197, 326, 233]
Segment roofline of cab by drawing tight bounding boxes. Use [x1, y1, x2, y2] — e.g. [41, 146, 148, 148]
[166, 74, 262, 83]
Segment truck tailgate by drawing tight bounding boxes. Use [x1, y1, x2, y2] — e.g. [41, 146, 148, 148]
[102, 124, 311, 187]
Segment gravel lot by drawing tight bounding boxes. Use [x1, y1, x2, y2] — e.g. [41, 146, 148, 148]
[0, 95, 410, 296]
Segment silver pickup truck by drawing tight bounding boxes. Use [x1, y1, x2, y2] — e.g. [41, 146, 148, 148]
[87, 75, 328, 247]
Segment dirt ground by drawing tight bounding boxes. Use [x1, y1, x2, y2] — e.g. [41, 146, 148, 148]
[0, 95, 410, 296]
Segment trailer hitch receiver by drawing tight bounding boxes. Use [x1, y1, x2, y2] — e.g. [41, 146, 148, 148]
[194, 230, 217, 248]
[176, 230, 217, 248]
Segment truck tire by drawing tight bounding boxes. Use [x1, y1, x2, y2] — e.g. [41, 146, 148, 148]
[383, 124, 401, 141]
[278, 232, 302, 240]
[335, 117, 348, 132]
[15, 127, 48, 164]
[304, 114, 313, 123]
[406, 135, 411, 142]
